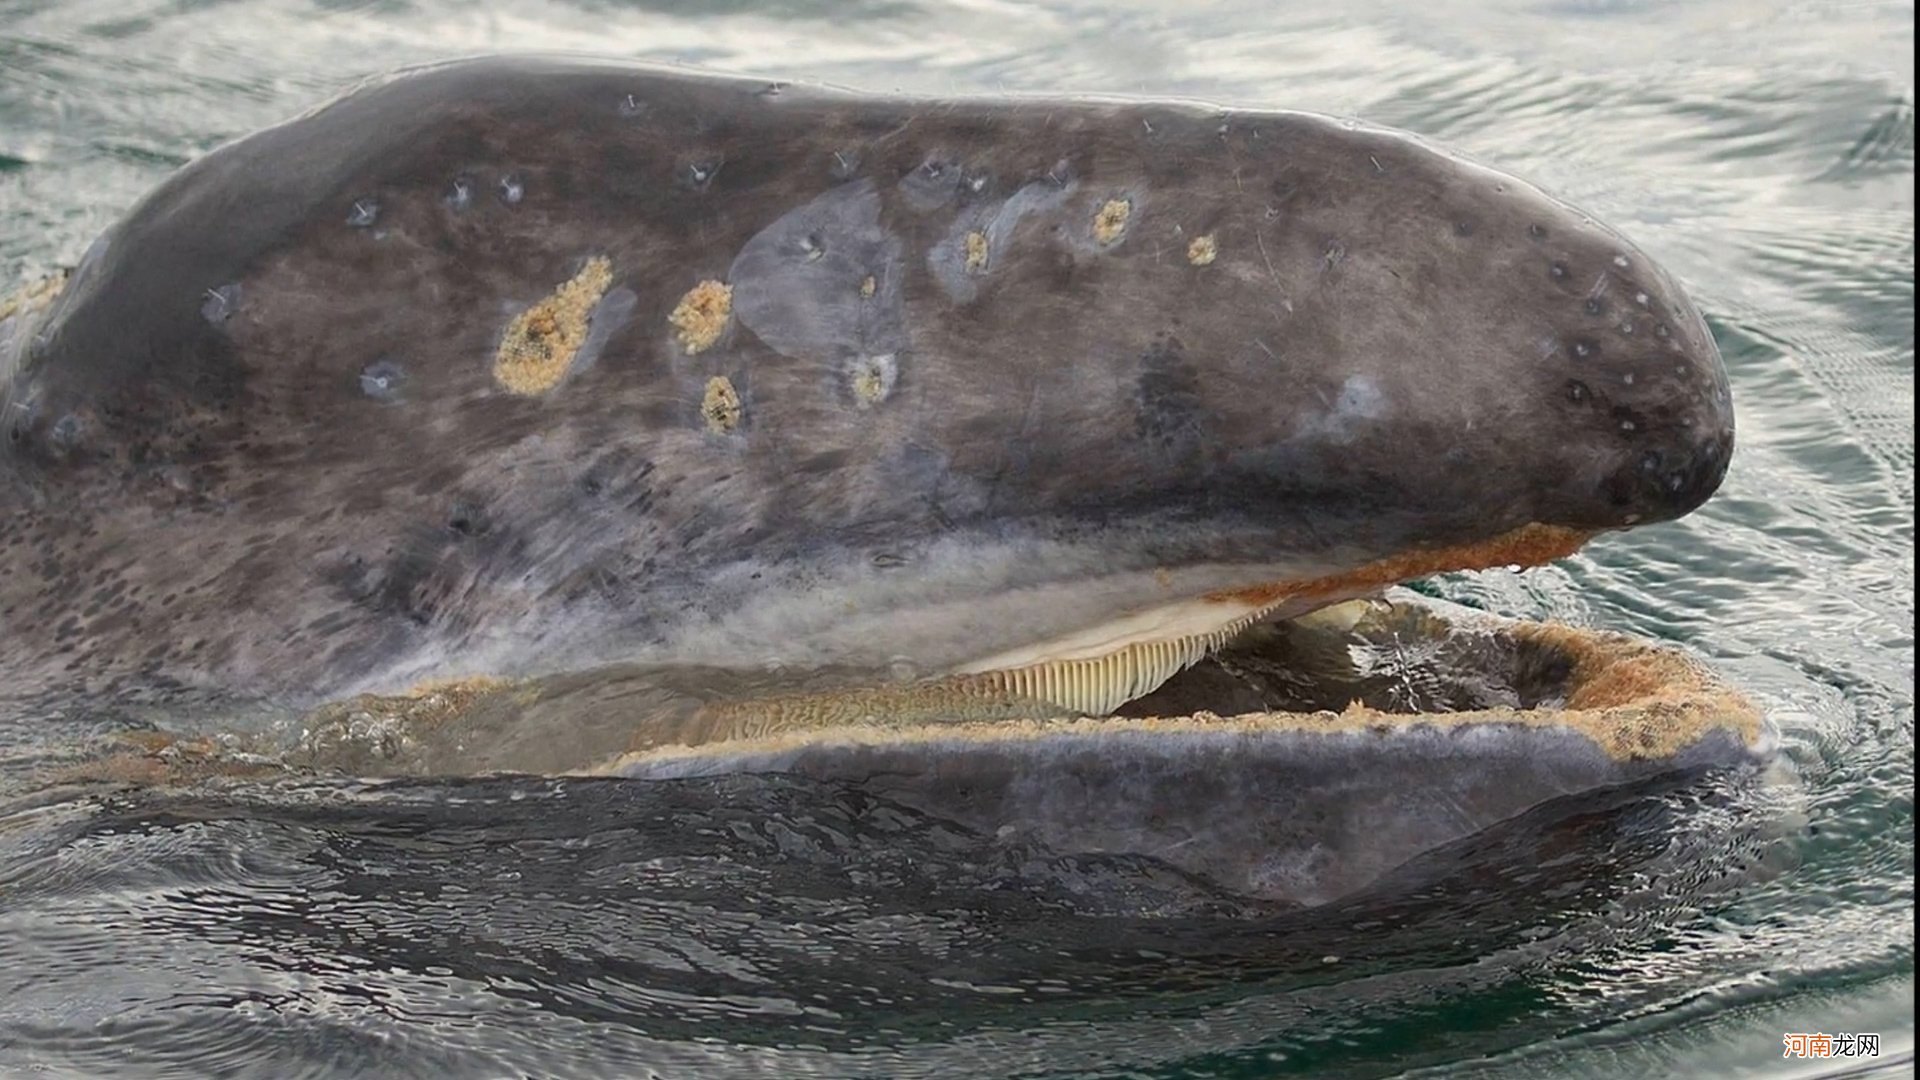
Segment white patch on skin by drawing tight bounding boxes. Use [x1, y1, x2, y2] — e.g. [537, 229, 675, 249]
[928, 176, 1079, 304]
[1296, 375, 1389, 443]
[730, 179, 910, 363]
[849, 352, 898, 407]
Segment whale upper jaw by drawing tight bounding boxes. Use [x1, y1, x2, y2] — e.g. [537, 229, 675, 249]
[1, 56, 1734, 767]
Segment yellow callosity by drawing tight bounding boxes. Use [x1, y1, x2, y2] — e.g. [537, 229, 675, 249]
[670, 279, 733, 354]
[1094, 198, 1132, 245]
[964, 231, 990, 273]
[850, 354, 895, 408]
[702, 375, 743, 434]
[493, 257, 614, 396]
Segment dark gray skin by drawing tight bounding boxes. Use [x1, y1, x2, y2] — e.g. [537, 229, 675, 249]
[0, 55, 1733, 731]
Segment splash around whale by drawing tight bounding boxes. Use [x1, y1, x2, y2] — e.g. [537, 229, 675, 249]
[0, 55, 1765, 904]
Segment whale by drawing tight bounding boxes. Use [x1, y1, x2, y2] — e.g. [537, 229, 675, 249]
[0, 56, 1760, 900]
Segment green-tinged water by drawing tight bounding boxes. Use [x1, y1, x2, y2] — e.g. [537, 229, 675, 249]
[0, 1, 1911, 1077]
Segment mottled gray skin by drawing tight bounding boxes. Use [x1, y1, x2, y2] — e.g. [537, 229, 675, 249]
[0, 55, 1733, 721]
[632, 724, 1765, 906]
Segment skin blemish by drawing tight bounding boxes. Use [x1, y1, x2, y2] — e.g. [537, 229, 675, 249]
[492, 256, 614, 396]
[849, 353, 898, 408]
[964, 230, 990, 274]
[860, 275, 877, 298]
[1187, 235, 1218, 266]
[446, 177, 473, 211]
[200, 283, 240, 325]
[1294, 375, 1388, 444]
[702, 375, 743, 434]
[498, 175, 524, 205]
[346, 199, 379, 228]
[670, 279, 733, 355]
[1093, 198, 1132, 246]
[48, 413, 82, 450]
[359, 359, 408, 403]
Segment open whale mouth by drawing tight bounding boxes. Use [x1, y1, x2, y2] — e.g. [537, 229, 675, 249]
[606, 590, 1774, 904]
[41, 585, 1774, 907]
[619, 589, 1769, 776]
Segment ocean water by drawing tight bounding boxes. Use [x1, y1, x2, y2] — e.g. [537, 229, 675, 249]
[0, 0, 1912, 1077]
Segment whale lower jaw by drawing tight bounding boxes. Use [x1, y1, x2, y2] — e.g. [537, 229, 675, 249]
[602, 590, 1780, 905]
[615, 718, 1777, 907]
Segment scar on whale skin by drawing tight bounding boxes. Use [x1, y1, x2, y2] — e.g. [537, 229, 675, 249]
[492, 257, 614, 396]
[671, 279, 733, 354]
[702, 375, 744, 434]
[1187, 235, 1218, 266]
